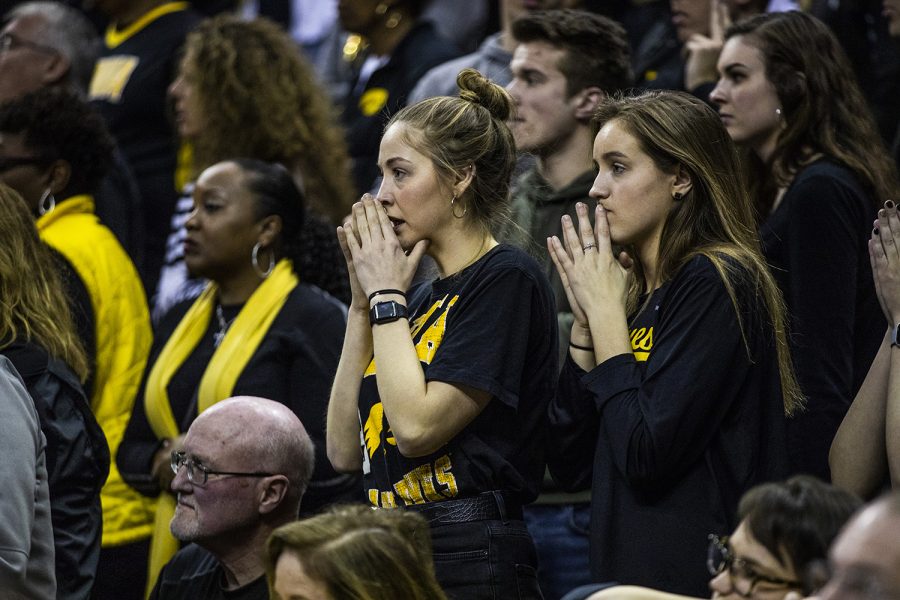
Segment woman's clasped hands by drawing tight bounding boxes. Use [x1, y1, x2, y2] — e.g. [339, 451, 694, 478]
[336, 194, 429, 310]
[547, 201, 633, 330]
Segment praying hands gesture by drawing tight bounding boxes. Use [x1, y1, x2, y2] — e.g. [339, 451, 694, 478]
[336, 194, 428, 312]
[547, 202, 634, 367]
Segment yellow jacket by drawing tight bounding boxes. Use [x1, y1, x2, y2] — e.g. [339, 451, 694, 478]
[38, 195, 156, 547]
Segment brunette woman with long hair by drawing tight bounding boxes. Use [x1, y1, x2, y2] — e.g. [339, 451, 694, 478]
[710, 11, 899, 481]
[548, 91, 801, 595]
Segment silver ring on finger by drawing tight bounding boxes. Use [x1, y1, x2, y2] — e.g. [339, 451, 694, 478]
[583, 243, 596, 251]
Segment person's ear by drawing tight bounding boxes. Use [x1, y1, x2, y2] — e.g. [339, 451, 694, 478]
[41, 53, 71, 87]
[671, 165, 693, 201]
[47, 159, 71, 195]
[258, 475, 289, 514]
[573, 86, 604, 122]
[257, 214, 283, 248]
[452, 164, 476, 199]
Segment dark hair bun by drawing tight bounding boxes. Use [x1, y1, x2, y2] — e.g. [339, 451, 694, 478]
[456, 68, 514, 122]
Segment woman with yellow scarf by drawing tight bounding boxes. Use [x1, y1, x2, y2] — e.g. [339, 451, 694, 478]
[117, 159, 356, 593]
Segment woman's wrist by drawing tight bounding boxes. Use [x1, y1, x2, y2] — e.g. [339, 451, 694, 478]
[368, 292, 407, 309]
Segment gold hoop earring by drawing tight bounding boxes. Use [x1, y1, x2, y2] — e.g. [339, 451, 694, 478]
[450, 194, 467, 219]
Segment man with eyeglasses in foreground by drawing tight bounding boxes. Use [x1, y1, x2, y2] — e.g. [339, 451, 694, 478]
[150, 396, 314, 600]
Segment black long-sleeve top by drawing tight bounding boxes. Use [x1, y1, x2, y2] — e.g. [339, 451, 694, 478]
[760, 160, 882, 480]
[549, 255, 789, 596]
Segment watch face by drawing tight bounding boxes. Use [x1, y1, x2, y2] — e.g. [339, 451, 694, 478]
[370, 300, 408, 324]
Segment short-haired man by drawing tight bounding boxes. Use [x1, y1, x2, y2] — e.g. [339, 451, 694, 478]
[504, 9, 632, 598]
[150, 396, 315, 599]
[506, 8, 632, 362]
[818, 492, 900, 600]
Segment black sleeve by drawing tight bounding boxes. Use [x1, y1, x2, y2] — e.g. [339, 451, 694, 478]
[94, 145, 145, 272]
[580, 264, 757, 491]
[547, 355, 600, 491]
[781, 173, 872, 477]
[48, 247, 96, 395]
[116, 303, 189, 496]
[284, 297, 359, 513]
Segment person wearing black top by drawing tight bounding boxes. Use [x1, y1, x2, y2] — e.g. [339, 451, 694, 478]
[327, 69, 556, 599]
[337, 0, 459, 195]
[118, 159, 358, 593]
[710, 11, 899, 482]
[547, 91, 800, 596]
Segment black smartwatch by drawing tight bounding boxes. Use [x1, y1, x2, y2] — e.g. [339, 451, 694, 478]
[369, 300, 409, 326]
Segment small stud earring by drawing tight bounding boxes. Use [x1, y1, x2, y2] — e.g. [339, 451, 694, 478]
[775, 108, 783, 117]
[673, 191, 684, 201]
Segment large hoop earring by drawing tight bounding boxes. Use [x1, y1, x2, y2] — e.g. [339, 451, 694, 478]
[450, 194, 467, 219]
[39, 188, 56, 216]
[251, 242, 275, 279]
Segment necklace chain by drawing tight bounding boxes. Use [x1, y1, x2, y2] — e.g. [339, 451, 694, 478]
[213, 304, 237, 348]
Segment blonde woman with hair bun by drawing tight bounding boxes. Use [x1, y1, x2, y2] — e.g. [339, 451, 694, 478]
[327, 68, 557, 598]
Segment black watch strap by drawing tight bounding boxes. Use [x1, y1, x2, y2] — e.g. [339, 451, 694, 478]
[369, 300, 409, 326]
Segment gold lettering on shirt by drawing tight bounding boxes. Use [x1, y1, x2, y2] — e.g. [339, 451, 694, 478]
[363, 402, 396, 458]
[630, 326, 653, 362]
[366, 454, 459, 507]
[89, 56, 139, 102]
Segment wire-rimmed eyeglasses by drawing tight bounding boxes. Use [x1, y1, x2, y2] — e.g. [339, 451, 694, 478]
[707, 534, 804, 598]
[170, 450, 275, 486]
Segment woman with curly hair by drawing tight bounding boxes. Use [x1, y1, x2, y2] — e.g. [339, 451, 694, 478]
[156, 14, 354, 319]
[710, 11, 900, 481]
[0, 88, 153, 599]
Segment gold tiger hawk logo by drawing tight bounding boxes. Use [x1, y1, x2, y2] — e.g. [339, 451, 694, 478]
[363, 402, 396, 458]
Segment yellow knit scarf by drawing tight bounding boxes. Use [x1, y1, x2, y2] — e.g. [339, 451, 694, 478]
[142, 259, 297, 591]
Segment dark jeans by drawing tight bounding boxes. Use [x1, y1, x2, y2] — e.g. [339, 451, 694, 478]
[430, 518, 544, 599]
[524, 503, 592, 600]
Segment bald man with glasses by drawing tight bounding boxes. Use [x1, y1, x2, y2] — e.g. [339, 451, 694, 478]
[150, 396, 314, 600]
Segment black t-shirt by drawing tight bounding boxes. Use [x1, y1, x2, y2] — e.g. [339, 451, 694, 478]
[89, 4, 202, 295]
[150, 544, 268, 600]
[359, 244, 558, 507]
[341, 21, 459, 195]
[550, 255, 789, 596]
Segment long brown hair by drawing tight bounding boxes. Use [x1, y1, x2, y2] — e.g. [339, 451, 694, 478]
[725, 11, 899, 214]
[266, 505, 448, 600]
[181, 15, 355, 225]
[593, 91, 803, 416]
[0, 185, 88, 380]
